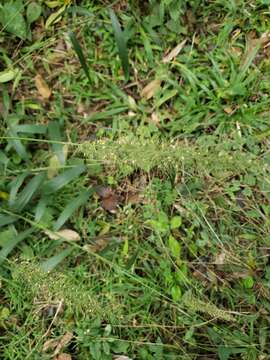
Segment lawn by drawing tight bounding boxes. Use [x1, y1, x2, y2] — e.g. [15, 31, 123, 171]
[1, 0, 270, 359]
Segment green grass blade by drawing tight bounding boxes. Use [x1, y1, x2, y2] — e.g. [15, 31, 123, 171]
[12, 124, 47, 134]
[43, 164, 86, 194]
[34, 196, 48, 222]
[40, 247, 73, 272]
[53, 189, 91, 231]
[0, 214, 17, 227]
[0, 227, 34, 264]
[9, 172, 30, 206]
[13, 172, 46, 212]
[68, 31, 91, 83]
[109, 8, 129, 81]
[48, 121, 65, 165]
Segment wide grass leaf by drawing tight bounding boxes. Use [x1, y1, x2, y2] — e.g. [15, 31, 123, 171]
[40, 247, 73, 272]
[12, 172, 46, 212]
[9, 172, 30, 206]
[0, 226, 34, 264]
[48, 121, 65, 164]
[43, 164, 86, 194]
[69, 31, 91, 83]
[109, 8, 129, 81]
[53, 189, 92, 230]
[0, 214, 17, 227]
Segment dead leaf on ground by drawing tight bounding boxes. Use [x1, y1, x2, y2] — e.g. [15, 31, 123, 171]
[35, 74, 51, 99]
[214, 252, 226, 265]
[150, 112, 160, 125]
[162, 39, 187, 63]
[53, 332, 73, 356]
[95, 186, 120, 213]
[54, 353, 72, 360]
[43, 338, 58, 352]
[83, 237, 110, 253]
[141, 79, 161, 100]
[45, 229, 81, 242]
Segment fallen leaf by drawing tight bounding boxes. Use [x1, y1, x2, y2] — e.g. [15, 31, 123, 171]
[101, 195, 119, 212]
[113, 356, 133, 360]
[162, 39, 187, 63]
[95, 186, 120, 212]
[141, 79, 161, 100]
[53, 332, 73, 357]
[54, 353, 72, 360]
[43, 338, 58, 352]
[83, 237, 110, 253]
[224, 107, 233, 114]
[35, 74, 51, 99]
[150, 112, 160, 124]
[95, 186, 113, 199]
[45, 229, 81, 242]
[214, 252, 226, 265]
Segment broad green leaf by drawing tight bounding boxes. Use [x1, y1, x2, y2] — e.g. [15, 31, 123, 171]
[14, 124, 47, 134]
[40, 247, 73, 272]
[68, 31, 91, 83]
[13, 172, 46, 211]
[26, 2, 42, 24]
[171, 285, 182, 301]
[48, 121, 65, 164]
[0, 150, 9, 167]
[0, 69, 18, 83]
[43, 164, 86, 194]
[9, 172, 30, 206]
[168, 234, 181, 257]
[53, 189, 91, 230]
[35, 196, 48, 222]
[0, 227, 34, 264]
[170, 216, 182, 229]
[0, 214, 17, 227]
[7, 128, 29, 161]
[0, 1, 27, 40]
[109, 8, 129, 81]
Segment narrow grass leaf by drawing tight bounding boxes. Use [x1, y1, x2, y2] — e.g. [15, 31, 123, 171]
[40, 247, 73, 272]
[109, 8, 129, 81]
[0, 227, 34, 264]
[48, 121, 65, 164]
[9, 172, 30, 206]
[0, 214, 16, 227]
[83, 106, 128, 123]
[53, 189, 91, 231]
[13, 124, 47, 134]
[7, 129, 29, 161]
[43, 164, 86, 194]
[35, 196, 48, 222]
[68, 31, 91, 83]
[13, 172, 46, 212]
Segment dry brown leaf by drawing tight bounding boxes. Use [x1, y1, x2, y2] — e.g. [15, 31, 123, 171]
[53, 332, 73, 357]
[43, 338, 58, 352]
[101, 195, 119, 212]
[45, 229, 81, 242]
[150, 112, 160, 124]
[35, 74, 51, 99]
[141, 79, 161, 100]
[224, 107, 233, 115]
[83, 237, 110, 253]
[162, 39, 187, 63]
[214, 252, 226, 265]
[54, 353, 72, 360]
